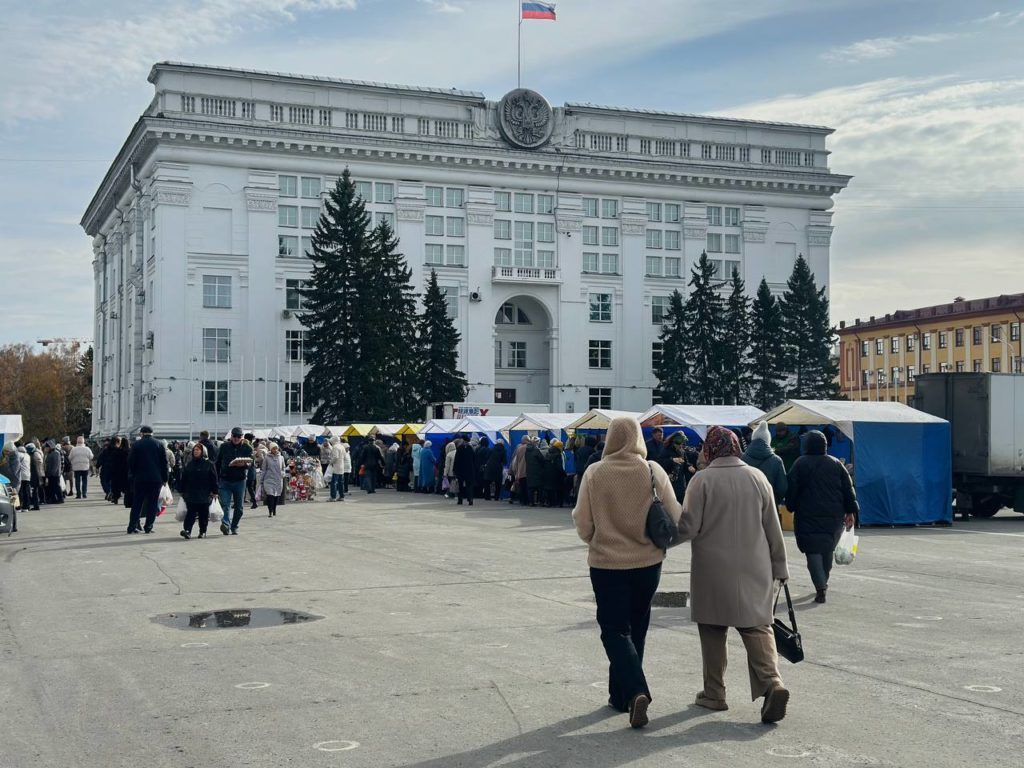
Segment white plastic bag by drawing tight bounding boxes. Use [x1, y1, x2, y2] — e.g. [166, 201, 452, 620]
[834, 526, 859, 565]
[324, 465, 333, 481]
[160, 484, 174, 505]
[210, 497, 225, 523]
[174, 497, 188, 522]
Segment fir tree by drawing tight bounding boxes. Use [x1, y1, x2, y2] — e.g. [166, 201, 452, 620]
[720, 267, 751, 405]
[748, 278, 788, 410]
[416, 270, 467, 408]
[655, 289, 690, 404]
[299, 169, 371, 424]
[683, 252, 725, 403]
[780, 255, 839, 399]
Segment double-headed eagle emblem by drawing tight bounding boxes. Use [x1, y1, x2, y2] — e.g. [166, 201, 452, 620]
[498, 89, 554, 149]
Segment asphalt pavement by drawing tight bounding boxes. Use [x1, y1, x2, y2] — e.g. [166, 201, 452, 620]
[1, 491, 1022, 767]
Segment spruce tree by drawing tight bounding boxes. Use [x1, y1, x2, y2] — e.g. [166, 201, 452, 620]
[720, 267, 751, 405]
[416, 270, 468, 409]
[299, 169, 370, 424]
[683, 252, 725, 403]
[655, 289, 690, 404]
[748, 278, 788, 410]
[780, 255, 839, 399]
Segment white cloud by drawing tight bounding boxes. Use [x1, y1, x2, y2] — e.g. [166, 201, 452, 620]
[419, 0, 465, 13]
[823, 33, 958, 63]
[976, 10, 1024, 26]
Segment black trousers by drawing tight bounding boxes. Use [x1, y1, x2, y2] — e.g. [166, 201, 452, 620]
[266, 495, 280, 516]
[518, 480, 532, 506]
[590, 563, 662, 711]
[457, 479, 474, 504]
[74, 470, 89, 497]
[19, 481, 31, 510]
[129, 480, 162, 532]
[183, 502, 210, 535]
[46, 476, 63, 503]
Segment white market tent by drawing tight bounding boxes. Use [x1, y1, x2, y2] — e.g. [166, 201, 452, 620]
[220, 427, 273, 440]
[451, 415, 516, 437]
[417, 419, 464, 436]
[324, 426, 349, 438]
[758, 400, 944, 440]
[0, 414, 24, 448]
[566, 409, 643, 432]
[639, 404, 767, 440]
[506, 413, 579, 433]
[265, 424, 326, 440]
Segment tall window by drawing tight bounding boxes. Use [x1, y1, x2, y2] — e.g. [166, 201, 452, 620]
[706, 206, 722, 226]
[537, 194, 555, 214]
[285, 330, 307, 362]
[665, 231, 681, 250]
[860, 340, 869, 357]
[724, 207, 740, 226]
[494, 340, 502, 368]
[906, 334, 916, 352]
[992, 325, 1004, 342]
[202, 275, 231, 308]
[646, 229, 663, 249]
[589, 340, 612, 369]
[278, 175, 297, 197]
[601, 199, 619, 219]
[589, 387, 612, 409]
[582, 198, 599, 218]
[508, 341, 526, 368]
[922, 333, 932, 350]
[202, 328, 231, 362]
[514, 193, 534, 213]
[646, 202, 662, 222]
[875, 339, 884, 355]
[425, 186, 443, 207]
[1011, 322, 1021, 342]
[992, 357, 1002, 372]
[494, 191, 511, 211]
[301, 177, 321, 199]
[514, 222, 534, 266]
[439, 286, 459, 319]
[652, 342, 663, 372]
[707, 233, 723, 253]
[665, 204, 680, 223]
[890, 337, 900, 354]
[278, 205, 298, 227]
[589, 293, 612, 322]
[939, 331, 948, 349]
[973, 327, 983, 344]
[651, 296, 670, 325]
[425, 244, 444, 265]
[445, 188, 465, 208]
[285, 279, 308, 310]
[203, 380, 229, 413]
[426, 215, 445, 237]
[494, 219, 512, 240]
[955, 328, 964, 347]
[602, 227, 619, 247]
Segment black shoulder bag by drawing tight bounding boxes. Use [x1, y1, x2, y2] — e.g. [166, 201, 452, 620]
[772, 583, 804, 663]
[645, 463, 678, 550]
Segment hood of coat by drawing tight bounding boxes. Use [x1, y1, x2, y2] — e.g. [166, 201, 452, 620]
[804, 430, 827, 455]
[752, 421, 771, 444]
[744, 439, 774, 461]
[602, 417, 646, 462]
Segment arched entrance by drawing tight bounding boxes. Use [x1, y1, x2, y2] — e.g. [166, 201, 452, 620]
[493, 295, 551, 406]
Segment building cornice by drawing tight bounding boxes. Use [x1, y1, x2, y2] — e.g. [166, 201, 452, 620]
[564, 103, 835, 135]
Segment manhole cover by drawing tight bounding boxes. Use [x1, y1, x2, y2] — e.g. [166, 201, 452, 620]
[652, 591, 689, 607]
[152, 608, 324, 630]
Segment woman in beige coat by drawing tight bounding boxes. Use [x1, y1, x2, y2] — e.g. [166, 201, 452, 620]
[572, 417, 682, 729]
[677, 426, 791, 724]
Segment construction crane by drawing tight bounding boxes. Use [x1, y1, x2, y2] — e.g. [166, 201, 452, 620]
[36, 337, 92, 348]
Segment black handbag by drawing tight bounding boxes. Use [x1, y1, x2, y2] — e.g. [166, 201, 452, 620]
[772, 583, 804, 664]
[644, 463, 678, 550]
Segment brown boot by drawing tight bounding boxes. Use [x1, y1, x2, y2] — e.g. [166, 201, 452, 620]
[694, 692, 729, 711]
[761, 687, 790, 724]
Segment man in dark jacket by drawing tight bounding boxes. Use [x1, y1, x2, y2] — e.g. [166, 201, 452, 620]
[453, 438, 477, 506]
[127, 426, 169, 534]
[524, 439, 546, 507]
[473, 437, 491, 500]
[484, 439, 507, 501]
[216, 426, 254, 535]
[44, 443, 65, 504]
[644, 428, 664, 463]
[772, 423, 801, 472]
[786, 430, 858, 604]
[199, 430, 220, 464]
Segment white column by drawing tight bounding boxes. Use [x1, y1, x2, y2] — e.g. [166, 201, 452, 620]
[619, 199, 649, 411]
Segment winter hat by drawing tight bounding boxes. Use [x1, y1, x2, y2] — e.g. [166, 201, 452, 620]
[752, 421, 771, 444]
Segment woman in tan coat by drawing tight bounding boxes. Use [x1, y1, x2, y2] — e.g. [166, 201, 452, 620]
[572, 417, 682, 729]
[677, 426, 791, 724]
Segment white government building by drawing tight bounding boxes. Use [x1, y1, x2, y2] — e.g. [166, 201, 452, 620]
[82, 62, 850, 437]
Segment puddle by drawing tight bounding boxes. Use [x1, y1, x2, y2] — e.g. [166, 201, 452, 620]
[152, 608, 324, 630]
[652, 591, 689, 608]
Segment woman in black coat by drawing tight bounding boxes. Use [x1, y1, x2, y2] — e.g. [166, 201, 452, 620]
[178, 443, 219, 539]
[524, 441, 546, 507]
[109, 438, 130, 505]
[786, 430, 859, 604]
[657, 432, 697, 503]
[543, 443, 567, 507]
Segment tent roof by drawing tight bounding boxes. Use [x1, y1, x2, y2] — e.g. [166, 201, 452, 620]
[418, 419, 464, 435]
[507, 413, 579, 432]
[395, 423, 425, 436]
[221, 427, 274, 440]
[760, 400, 948, 435]
[452, 415, 517, 434]
[370, 424, 407, 437]
[640, 404, 766, 428]
[0, 415, 25, 441]
[325, 425, 349, 437]
[343, 424, 376, 437]
[566, 409, 643, 431]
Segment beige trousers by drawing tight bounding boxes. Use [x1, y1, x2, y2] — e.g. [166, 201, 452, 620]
[697, 623, 784, 702]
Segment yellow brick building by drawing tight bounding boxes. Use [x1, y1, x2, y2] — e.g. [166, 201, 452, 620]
[837, 294, 1024, 403]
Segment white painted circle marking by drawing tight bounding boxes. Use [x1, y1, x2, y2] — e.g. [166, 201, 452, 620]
[389, 611, 411, 616]
[766, 745, 812, 758]
[483, 643, 509, 649]
[181, 642, 209, 648]
[314, 740, 360, 752]
[964, 685, 1001, 693]
[235, 682, 271, 690]
[81, 560, 103, 564]
[590, 681, 605, 689]
[914, 615, 943, 621]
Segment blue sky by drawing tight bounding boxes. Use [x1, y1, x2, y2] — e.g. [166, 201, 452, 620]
[1, 0, 1022, 345]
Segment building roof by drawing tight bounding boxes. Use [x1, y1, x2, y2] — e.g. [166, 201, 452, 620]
[565, 103, 834, 134]
[840, 293, 1024, 335]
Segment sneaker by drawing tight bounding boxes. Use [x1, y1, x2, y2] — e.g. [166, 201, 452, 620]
[760, 687, 790, 724]
[628, 694, 651, 729]
[179, 530, 190, 540]
[814, 589, 827, 604]
[220, 522, 230, 535]
[143, 528, 153, 534]
[230, 529, 238, 535]
[694, 692, 729, 711]
[197, 532, 206, 539]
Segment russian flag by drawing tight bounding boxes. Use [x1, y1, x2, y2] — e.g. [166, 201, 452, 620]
[522, 2, 556, 20]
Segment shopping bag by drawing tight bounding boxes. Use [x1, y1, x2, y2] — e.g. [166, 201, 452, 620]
[174, 497, 188, 522]
[772, 583, 804, 664]
[324, 465, 333, 481]
[834, 526, 859, 565]
[210, 497, 225, 523]
[441, 476, 450, 492]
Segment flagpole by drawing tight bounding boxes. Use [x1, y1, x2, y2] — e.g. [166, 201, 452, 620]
[517, 1, 522, 88]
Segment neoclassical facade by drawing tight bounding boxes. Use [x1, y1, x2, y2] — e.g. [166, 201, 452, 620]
[82, 62, 850, 437]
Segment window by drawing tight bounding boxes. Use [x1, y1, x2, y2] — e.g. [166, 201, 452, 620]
[301, 177, 321, 199]
[724, 234, 741, 254]
[891, 366, 901, 383]
[665, 204, 680, 223]
[445, 188, 465, 208]
[582, 225, 599, 246]
[601, 227, 619, 247]
[424, 244, 444, 265]
[939, 331, 948, 349]
[589, 340, 612, 369]
[646, 202, 662, 222]
[376, 183, 394, 203]
[907, 334, 916, 352]
[922, 364, 930, 373]
[426, 215, 445, 236]
[589, 387, 612, 409]
[494, 191, 511, 211]
[495, 388, 517, 403]
[956, 361, 965, 373]
[446, 217, 465, 237]
[278, 235, 298, 258]
[651, 296, 669, 325]
[493, 340, 503, 368]
[992, 325, 1004, 342]
[951, 328, 963, 347]
[601, 199, 619, 219]
[582, 252, 599, 273]
[973, 359, 982, 373]
[514, 193, 534, 214]
[301, 236, 312, 257]
[440, 286, 459, 319]
[1012, 322, 1021, 342]
[582, 198, 599, 218]
[860, 340, 869, 357]
[301, 207, 319, 229]
[891, 337, 900, 354]
[646, 229, 663, 249]
[665, 257, 681, 277]
[514, 222, 534, 266]
[589, 293, 612, 322]
[877, 368, 886, 385]
[202, 380, 228, 414]
[537, 250, 554, 268]
[425, 186, 443, 207]
[875, 339, 884, 355]
[652, 342, 663, 372]
[940, 362, 951, 373]
[707, 206, 722, 226]
[724, 207, 740, 227]
[508, 341, 526, 368]
[646, 255, 662, 276]
[922, 333, 932, 350]
[355, 181, 372, 201]
[202, 275, 231, 308]
[285, 279, 308, 310]
[538, 194, 555, 214]
[278, 205, 298, 227]
[278, 175, 297, 197]
[494, 219, 512, 240]
[203, 328, 231, 362]
[973, 327, 983, 345]
[707, 233, 723, 253]
[665, 231, 681, 250]
[537, 222, 555, 243]
[285, 330, 307, 362]
[284, 383, 309, 415]
[496, 302, 531, 325]
[861, 370, 871, 387]
[446, 245, 466, 266]
[992, 358, 1002, 372]
[601, 253, 620, 274]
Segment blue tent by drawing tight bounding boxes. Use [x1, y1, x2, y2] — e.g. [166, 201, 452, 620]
[760, 400, 952, 526]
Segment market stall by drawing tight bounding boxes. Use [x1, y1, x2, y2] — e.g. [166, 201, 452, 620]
[417, 419, 464, 462]
[759, 400, 952, 526]
[639, 404, 766, 443]
[451, 415, 516, 443]
[0, 415, 24, 451]
[506, 413, 578, 448]
[565, 409, 643, 435]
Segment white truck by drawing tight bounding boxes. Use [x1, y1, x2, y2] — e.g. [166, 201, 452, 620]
[425, 402, 550, 421]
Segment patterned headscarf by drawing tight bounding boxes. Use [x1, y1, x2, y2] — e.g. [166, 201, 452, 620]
[702, 425, 741, 464]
